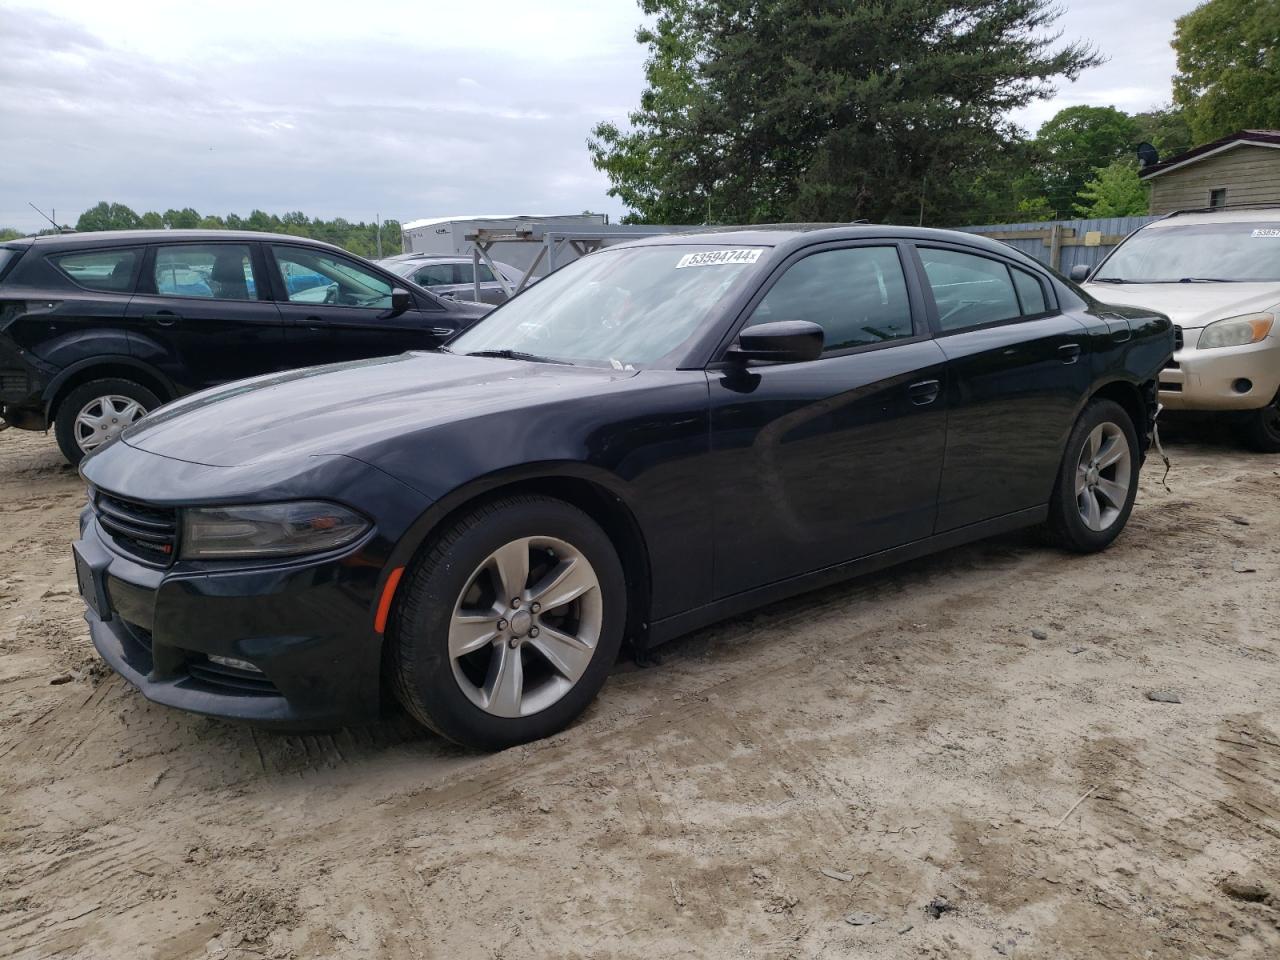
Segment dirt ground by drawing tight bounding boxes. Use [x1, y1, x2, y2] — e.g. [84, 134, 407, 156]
[1, 425, 1277, 960]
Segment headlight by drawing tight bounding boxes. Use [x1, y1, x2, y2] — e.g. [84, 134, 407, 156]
[1197, 312, 1275, 350]
[181, 501, 370, 559]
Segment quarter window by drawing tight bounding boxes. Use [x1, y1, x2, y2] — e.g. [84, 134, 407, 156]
[53, 248, 141, 293]
[1011, 267, 1048, 315]
[746, 246, 914, 352]
[918, 248, 1021, 332]
[154, 244, 257, 300]
[273, 247, 393, 309]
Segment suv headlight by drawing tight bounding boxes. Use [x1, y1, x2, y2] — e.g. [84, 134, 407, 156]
[1197, 312, 1275, 350]
[181, 501, 370, 559]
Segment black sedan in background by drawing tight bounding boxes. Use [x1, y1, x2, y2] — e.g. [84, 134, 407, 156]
[74, 225, 1173, 749]
[0, 230, 490, 464]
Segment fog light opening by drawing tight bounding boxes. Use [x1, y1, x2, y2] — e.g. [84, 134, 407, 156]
[1232, 378, 1253, 395]
[207, 654, 263, 674]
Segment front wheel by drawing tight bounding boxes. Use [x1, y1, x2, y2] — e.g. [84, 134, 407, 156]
[54, 378, 160, 466]
[390, 495, 627, 750]
[1241, 390, 1280, 453]
[1045, 399, 1140, 553]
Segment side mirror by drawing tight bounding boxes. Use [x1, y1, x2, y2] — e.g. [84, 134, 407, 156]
[390, 287, 412, 314]
[1068, 264, 1091, 283]
[727, 320, 824, 363]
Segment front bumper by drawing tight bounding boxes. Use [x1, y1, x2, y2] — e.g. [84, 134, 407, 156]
[1159, 331, 1280, 411]
[0, 335, 52, 429]
[75, 508, 387, 729]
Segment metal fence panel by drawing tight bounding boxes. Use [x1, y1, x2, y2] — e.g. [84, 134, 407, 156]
[953, 216, 1158, 273]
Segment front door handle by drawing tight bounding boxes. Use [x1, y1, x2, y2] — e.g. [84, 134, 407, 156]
[144, 311, 180, 327]
[1059, 343, 1082, 364]
[907, 379, 941, 406]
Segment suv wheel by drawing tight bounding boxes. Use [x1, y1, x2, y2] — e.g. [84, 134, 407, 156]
[1242, 390, 1280, 453]
[390, 495, 626, 750]
[54, 378, 160, 466]
[1045, 399, 1140, 553]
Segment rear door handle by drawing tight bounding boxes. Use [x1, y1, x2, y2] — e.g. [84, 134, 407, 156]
[907, 379, 941, 405]
[1059, 343, 1082, 364]
[144, 311, 180, 327]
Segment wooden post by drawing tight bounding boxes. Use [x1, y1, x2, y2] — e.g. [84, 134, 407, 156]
[1048, 223, 1063, 271]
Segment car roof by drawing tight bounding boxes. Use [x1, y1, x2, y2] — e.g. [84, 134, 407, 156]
[1147, 206, 1280, 227]
[613, 223, 1034, 262]
[9, 229, 354, 255]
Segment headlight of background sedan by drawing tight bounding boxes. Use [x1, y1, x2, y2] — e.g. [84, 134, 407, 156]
[1197, 312, 1275, 350]
[181, 501, 370, 559]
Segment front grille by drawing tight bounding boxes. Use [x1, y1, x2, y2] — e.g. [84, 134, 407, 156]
[1174, 325, 1184, 351]
[1160, 381, 1183, 392]
[93, 489, 178, 565]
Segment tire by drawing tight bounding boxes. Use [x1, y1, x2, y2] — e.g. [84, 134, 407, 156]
[54, 378, 160, 467]
[1045, 399, 1140, 553]
[390, 495, 627, 750]
[1241, 390, 1280, 453]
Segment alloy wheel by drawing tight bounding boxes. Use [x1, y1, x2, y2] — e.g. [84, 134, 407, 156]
[448, 535, 603, 718]
[74, 395, 146, 453]
[1075, 421, 1132, 532]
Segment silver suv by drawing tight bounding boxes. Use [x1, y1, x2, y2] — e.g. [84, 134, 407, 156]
[1081, 208, 1280, 451]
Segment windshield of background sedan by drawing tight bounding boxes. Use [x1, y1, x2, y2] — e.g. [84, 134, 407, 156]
[448, 245, 766, 367]
[1094, 222, 1280, 283]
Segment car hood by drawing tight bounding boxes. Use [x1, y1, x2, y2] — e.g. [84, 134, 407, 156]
[1081, 282, 1280, 329]
[121, 351, 634, 467]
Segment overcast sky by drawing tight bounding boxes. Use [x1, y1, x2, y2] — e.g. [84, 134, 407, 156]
[0, 0, 1201, 234]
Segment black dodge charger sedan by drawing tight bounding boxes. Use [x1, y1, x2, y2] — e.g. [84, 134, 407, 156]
[74, 225, 1173, 749]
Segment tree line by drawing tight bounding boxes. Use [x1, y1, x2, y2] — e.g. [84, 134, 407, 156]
[1, 206, 403, 258]
[589, 0, 1278, 226]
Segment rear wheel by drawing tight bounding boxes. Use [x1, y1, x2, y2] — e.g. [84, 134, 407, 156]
[1045, 399, 1139, 553]
[1241, 390, 1280, 453]
[54, 378, 159, 466]
[390, 495, 626, 750]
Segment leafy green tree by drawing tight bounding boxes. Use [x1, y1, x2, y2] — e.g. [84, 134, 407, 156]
[163, 208, 201, 229]
[1032, 106, 1140, 218]
[0, 227, 22, 241]
[198, 215, 226, 229]
[1072, 160, 1149, 217]
[589, 0, 1101, 225]
[1133, 106, 1194, 160]
[140, 211, 164, 229]
[76, 201, 142, 232]
[1173, 0, 1280, 143]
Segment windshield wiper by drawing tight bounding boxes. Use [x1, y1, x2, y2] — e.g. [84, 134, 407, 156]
[1177, 277, 1236, 283]
[1090, 277, 1136, 283]
[463, 348, 570, 365]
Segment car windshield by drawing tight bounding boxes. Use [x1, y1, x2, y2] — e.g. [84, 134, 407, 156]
[1094, 221, 1280, 282]
[448, 244, 765, 367]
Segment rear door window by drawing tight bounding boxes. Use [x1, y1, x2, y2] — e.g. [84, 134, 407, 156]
[153, 244, 258, 300]
[53, 248, 142, 293]
[412, 263, 456, 287]
[918, 248, 1022, 332]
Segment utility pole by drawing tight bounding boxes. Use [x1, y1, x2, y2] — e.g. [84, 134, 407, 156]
[375, 213, 383, 259]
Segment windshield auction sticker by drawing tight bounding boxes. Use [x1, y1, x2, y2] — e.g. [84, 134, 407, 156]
[1251, 228, 1280, 238]
[676, 249, 764, 268]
